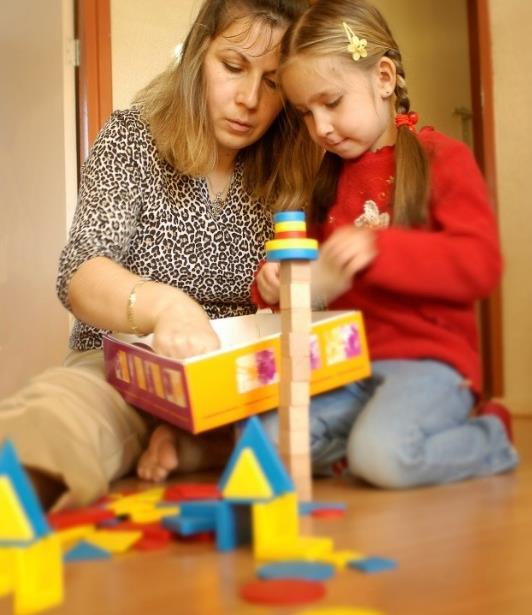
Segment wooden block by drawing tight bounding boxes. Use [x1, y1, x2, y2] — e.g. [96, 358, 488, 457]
[280, 357, 311, 382]
[280, 332, 310, 358]
[279, 381, 310, 407]
[280, 309, 311, 334]
[280, 282, 311, 310]
[279, 428, 310, 455]
[280, 261, 311, 283]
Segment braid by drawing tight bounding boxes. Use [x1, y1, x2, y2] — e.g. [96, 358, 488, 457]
[384, 48, 430, 226]
[385, 49, 410, 114]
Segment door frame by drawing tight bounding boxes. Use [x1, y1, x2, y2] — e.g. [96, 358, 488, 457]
[75, 0, 504, 398]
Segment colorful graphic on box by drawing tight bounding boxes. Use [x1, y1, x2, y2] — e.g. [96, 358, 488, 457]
[237, 349, 278, 394]
[325, 324, 361, 365]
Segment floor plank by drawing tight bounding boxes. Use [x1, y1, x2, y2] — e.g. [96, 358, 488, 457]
[2, 419, 531, 615]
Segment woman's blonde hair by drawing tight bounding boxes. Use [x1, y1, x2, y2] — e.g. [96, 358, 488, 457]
[280, 0, 430, 225]
[134, 0, 317, 209]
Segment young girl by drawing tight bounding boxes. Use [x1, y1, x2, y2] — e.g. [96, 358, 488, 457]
[255, 0, 518, 488]
[0, 0, 313, 509]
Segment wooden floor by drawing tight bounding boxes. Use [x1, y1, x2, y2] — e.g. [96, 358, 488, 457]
[3, 419, 532, 615]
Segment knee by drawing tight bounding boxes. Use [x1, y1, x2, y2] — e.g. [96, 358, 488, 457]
[347, 425, 420, 489]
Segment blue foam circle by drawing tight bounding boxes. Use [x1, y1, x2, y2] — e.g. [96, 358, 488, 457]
[265, 248, 318, 261]
[273, 211, 306, 223]
[257, 561, 335, 582]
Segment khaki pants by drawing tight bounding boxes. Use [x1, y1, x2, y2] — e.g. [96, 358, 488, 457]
[0, 349, 149, 508]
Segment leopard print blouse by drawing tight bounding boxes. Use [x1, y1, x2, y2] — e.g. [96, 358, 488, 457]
[57, 108, 274, 351]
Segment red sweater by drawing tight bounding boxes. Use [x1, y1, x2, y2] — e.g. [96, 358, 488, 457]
[316, 128, 501, 395]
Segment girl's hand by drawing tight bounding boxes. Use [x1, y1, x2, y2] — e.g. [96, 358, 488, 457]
[256, 261, 281, 305]
[151, 301, 220, 359]
[312, 227, 378, 304]
[320, 226, 378, 278]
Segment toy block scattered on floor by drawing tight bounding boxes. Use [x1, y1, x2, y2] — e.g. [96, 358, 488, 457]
[0, 440, 51, 545]
[219, 416, 294, 500]
[348, 556, 397, 573]
[64, 541, 111, 563]
[0, 439, 64, 614]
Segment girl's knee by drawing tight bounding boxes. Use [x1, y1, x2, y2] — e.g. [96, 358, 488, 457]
[347, 427, 418, 489]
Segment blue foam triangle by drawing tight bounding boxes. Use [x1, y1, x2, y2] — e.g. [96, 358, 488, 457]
[218, 417, 294, 497]
[0, 439, 50, 541]
[64, 540, 111, 562]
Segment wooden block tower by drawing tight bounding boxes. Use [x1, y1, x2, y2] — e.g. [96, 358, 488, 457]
[265, 211, 318, 501]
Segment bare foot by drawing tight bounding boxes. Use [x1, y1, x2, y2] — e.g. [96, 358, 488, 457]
[137, 424, 180, 482]
[137, 424, 234, 482]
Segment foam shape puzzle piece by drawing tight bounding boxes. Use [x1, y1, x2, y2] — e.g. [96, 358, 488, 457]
[222, 447, 273, 501]
[218, 417, 294, 497]
[266, 248, 319, 262]
[257, 561, 335, 582]
[0, 549, 14, 596]
[0, 476, 34, 543]
[252, 491, 299, 555]
[348, 556, 397, 573]
[0, 440, 50, 542]
[239, 578, 326, 606]
[64, 541, 111, 562]
[297, 608, 385, 615]
[163, 483, 221, 502]
[85, 530, 142, 554]
[298, 501, 347, 516]
[14, 534, 63, 614]
[317, 550, 365, 570]
[48, 506, 116, 531]
[215, 501, 252, 552]
[56, 524, 96, 549]
[163, 515, 216, 536]
[274, 211, 306, 223]
[255, 536, 334, 562]
[128, 506, 179, 524]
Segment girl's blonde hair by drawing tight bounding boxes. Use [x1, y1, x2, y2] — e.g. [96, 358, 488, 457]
[281, 0, 430, 225]
[134, 0, 317, 210]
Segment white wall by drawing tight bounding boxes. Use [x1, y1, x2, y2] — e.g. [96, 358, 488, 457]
[490, 0, 532, 415]
[111, 0, 200, 110]
[372, 0, 472, 143]
[0, 0, 76, 397]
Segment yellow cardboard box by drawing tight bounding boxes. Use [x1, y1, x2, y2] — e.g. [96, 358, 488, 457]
[103, 310, 370, 434]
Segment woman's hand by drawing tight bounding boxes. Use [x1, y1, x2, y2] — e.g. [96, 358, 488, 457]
[256, 261, 281, 305]
[151, 300, 220, 359]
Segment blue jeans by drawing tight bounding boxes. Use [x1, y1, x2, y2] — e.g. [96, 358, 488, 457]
[260, 360, 518, 488]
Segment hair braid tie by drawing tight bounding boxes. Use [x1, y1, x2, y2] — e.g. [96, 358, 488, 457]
[395, 111, 418, 132]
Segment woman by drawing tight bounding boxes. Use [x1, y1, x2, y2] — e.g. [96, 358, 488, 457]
[0, 0, 316, 509]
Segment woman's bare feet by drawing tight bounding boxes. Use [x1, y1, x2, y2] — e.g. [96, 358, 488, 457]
[137, 423, 234, 482]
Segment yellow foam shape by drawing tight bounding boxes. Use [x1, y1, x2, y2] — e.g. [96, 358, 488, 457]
[256, 535, 333, 561]
[129, 506, 179, 523]
[0, 550, 15, 597]
[105, 488, 165, 514]
[275, 220, 306, 232]
[266, 238, 318, 251]
[316, 549, 365, 570]
[56, 524, 95, 549]
[252, 491, 299, 556]
[299, 608, 385, 615]
[14, 534, 64, 615]
[86, 530, 142, 554]
[0, 476, 34, 542]
[223, 447, 273, 500]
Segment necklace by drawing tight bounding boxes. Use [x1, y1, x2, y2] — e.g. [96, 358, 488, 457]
[205, 173, 233, 218]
